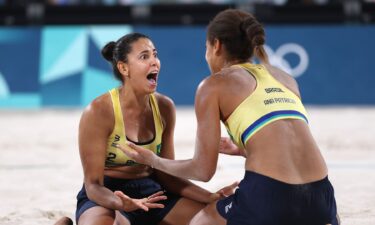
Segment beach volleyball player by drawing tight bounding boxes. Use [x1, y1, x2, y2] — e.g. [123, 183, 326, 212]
[118, 9, 339, 225]
[52, 32, 237, 225]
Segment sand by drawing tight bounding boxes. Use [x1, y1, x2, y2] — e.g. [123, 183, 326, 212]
[0, 106, 374, 225]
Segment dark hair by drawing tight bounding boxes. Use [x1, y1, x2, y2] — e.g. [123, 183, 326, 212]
[101, 32, 149, 82]
[207, 9, 268, 63]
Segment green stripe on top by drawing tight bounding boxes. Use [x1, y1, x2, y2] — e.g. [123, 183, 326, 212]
[241, 110, 308, 146]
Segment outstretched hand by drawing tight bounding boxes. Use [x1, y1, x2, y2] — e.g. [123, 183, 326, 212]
[116, 142, 159, 168]
[219, 137, 246, 157]
[114, 190, 167, 212]
[216, 181, 240, 198]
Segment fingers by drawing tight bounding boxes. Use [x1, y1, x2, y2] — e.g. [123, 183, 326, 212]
[144, 202, 165, 209]
[219, 137, 227, 146]
[220, 137, 231, 143]
[114, 191, 130, 200]
[218, 190, 227, 198]
[122, 142, 157, 167]
[116, 142, 147, 158]
[147, 195, 167, 203]
[115, 191, 149, 212]
[134, 200, 149, 212]
[147, 191, 165, 199]
[144, 191, 167, 203]
[114, 190, 167, 212]
[126, 142, 146, 153]
[126, 142, 137, 149]
[218, 181, 240, 197]
[116, 144, 136, 157]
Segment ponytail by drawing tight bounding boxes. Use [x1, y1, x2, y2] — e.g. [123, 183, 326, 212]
[255, 45, 269, 64]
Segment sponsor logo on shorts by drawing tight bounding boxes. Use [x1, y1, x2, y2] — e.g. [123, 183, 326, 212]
[225, 202, 233, 214]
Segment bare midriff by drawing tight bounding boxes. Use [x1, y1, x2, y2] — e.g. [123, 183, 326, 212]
[244, 119, 328, 184]
[104, 165, 153, 179]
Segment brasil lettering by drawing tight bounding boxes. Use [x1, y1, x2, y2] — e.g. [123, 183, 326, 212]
[265, 87, 284, 93]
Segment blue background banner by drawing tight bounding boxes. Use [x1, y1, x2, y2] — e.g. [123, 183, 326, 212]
[0, 25, 374, 108]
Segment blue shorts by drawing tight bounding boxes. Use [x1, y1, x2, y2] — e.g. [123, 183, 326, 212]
[76, 175, 180, 225]
[217, 171, 338, 225]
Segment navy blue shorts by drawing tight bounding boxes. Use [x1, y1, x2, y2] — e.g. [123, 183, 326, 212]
[76, 175, 180, 225]
[217, 171, 338, 225]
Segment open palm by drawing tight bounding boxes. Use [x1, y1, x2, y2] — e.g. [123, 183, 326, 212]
[114, 190, 167, 212]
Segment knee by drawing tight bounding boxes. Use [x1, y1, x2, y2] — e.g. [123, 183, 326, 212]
[189, 202, 222, 225]
[78, 206, 115, 225]
[114, 211, 130, 225]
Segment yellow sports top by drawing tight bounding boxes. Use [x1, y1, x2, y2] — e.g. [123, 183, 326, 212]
[224, 63, 308, 149]
[105, 88, 163, 167]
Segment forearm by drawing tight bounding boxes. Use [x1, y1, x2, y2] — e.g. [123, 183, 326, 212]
[156, 172, 218, 204]
[154, 157, 211, 181]
[176, 181, 219, 204]
[85, 183, 122, 210]
[118, 143, 216, 181]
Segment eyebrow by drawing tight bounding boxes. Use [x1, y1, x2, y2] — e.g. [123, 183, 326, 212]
[138, 49, 157, 55]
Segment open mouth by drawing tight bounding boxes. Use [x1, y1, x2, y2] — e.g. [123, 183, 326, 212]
[147, 72, 158, 83]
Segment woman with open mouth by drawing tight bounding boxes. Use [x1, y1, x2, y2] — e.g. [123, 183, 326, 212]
[69, 32, 237, 225]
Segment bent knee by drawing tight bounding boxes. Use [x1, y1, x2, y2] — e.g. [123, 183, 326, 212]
[189, 202, 225, 225]
[78, 206, 115, 225]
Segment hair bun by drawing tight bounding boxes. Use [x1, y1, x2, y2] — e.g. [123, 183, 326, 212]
[101, 41, 116, 62]
[239, 18, 250, 35]
[240, 17, 265, 47]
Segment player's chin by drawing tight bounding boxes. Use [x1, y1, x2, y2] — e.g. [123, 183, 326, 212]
[146, 85, 157, 93]
[149, 83, 157, 90]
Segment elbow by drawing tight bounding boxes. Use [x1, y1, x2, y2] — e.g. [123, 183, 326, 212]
[196, 169, 215, 182]
[84, 180, 102, 201]
[85, 183, 96, 200]
[199, 175, 213, 182]
[190, 157, 216, 182]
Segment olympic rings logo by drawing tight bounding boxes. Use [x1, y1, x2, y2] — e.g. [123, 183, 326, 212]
[264, 43, 309, 78]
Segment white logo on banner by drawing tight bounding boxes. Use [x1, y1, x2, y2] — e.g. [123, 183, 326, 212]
[264, 43, 309, 78]
[0, 72, 10, 98]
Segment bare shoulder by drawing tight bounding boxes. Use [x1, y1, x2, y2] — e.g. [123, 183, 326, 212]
[198, 66, 254, 95]
[154, 92, 175, 112]
[263, 64, 301, 98]
[153, 92, 176, 126]
[196, 71, 227, 97]
[80, 92, 113, 128]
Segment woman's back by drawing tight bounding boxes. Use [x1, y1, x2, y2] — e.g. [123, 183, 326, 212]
[215, 63, 328, 184]
[124, 8, 339, 225]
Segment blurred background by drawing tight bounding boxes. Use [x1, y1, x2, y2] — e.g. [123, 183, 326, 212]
[0, 0, 375, 107]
